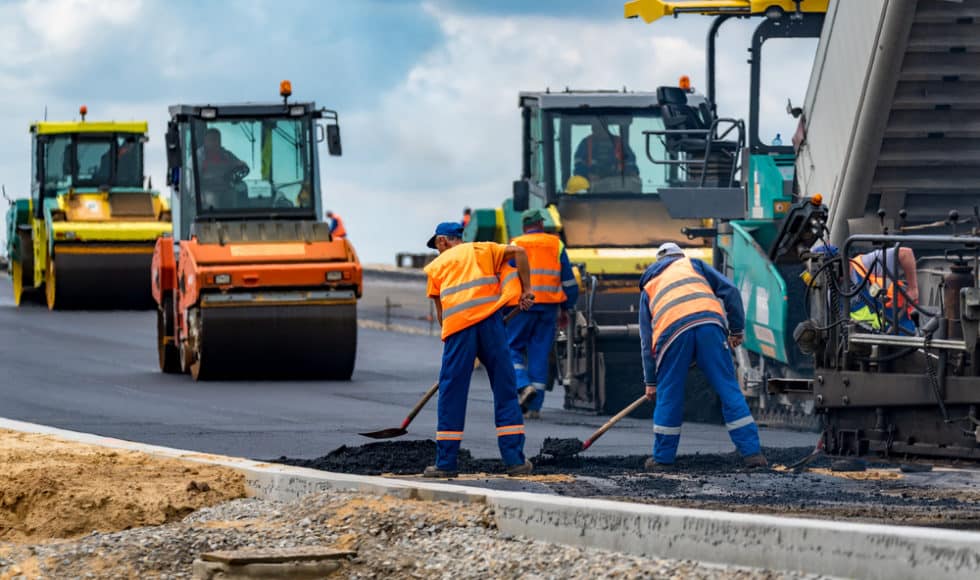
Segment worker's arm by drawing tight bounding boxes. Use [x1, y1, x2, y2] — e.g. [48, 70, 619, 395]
[638, 289, 657, 397]
[426, 274, 443, 325]
[897, 247, 919, 303]
[431, 297, 443, 325]
[502, 245, 535, 310]
[693, 259, 745, 342]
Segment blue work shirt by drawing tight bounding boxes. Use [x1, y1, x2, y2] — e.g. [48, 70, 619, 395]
[638, 255, 744, 386]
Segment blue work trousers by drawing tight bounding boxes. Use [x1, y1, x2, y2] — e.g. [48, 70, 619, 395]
[506, 305, 558, 411]
[653, 324, 761, 464]
[436, 310, 526, 470]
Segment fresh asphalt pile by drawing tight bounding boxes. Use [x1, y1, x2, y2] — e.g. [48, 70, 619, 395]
[276, 440, 980, 530]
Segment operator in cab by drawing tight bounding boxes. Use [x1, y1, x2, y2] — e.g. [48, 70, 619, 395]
[572, 119, 639, 191]
[197, 128, 249, 208]
[506, 208, 579, 420]
[422, 221, 535, 478]
[639, 243, 766, 471]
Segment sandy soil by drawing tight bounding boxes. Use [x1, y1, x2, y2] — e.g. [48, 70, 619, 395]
[0, 429, 246, 544]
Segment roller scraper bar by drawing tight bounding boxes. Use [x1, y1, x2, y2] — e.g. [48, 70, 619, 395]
[624, 0, 828, 23]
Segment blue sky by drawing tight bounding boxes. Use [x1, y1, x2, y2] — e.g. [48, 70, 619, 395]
[0, 0, 814, 262]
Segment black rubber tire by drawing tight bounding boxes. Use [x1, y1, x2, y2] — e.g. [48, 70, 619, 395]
[157, 295, 181, 374]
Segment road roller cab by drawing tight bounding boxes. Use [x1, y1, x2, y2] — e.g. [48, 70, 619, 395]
[5, 108, 172, 309]
[153, 83, 362, 381]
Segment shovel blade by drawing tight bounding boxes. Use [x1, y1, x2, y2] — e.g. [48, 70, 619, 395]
[358, 428, 409, 440]
[540, 437, 584, 457]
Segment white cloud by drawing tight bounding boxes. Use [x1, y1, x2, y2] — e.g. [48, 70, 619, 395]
[328, 3, 707, 262]
[20, 0, 142, 55]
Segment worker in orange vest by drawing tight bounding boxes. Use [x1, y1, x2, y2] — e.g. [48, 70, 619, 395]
[422, 221, 536, 478]
[326, 210, 346, 239]
[506, 208, 579, 419]
[639, 242, 765, 471]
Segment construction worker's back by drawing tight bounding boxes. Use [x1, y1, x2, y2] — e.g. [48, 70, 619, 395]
[508, 232, 564, 305]
[425, 242, 517, 339]
[642, 256, 726, 367]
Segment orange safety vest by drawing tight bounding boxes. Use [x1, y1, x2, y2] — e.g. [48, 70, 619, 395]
[505, 232, 565, 305]
[331, 215, 347, 238]
[425, 242, 519, 340]
[850, 257, 909, 312]
[643, 258, 725, 361]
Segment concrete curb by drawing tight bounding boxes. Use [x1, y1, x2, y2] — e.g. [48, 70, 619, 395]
[2, 417, 979, 580]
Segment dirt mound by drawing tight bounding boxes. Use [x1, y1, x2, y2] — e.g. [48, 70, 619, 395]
[0, 429, 246, 543]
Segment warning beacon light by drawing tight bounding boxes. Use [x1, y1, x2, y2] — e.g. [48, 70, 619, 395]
[79, 105, 88, 121]
[678, 75, 692, 92]
[280, 80, 292, 103]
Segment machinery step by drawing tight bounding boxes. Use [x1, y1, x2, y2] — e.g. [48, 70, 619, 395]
[914, 0, 980, 23]
[907, 23, 980, 50]
[877, 138, 980, 166]
[884, 109, 980, 137]
[872, 166, 980, 192]
[899, 53, 980, 82]
[892, 81, 980, 109]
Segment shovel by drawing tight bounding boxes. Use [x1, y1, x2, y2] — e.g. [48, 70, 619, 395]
[359, 308, 524, 440]
[359, 380, 440, 439]
[541, 394, 650, 457]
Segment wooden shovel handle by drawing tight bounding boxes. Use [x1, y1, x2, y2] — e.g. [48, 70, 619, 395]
[401, 382, 440, 429]
[582, 395, 649, 449]
[400, 360, 481, 430]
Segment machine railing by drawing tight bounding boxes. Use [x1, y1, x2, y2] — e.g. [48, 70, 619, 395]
[643, 118, 745, 188]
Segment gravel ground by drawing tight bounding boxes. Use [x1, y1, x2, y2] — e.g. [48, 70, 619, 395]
[0, 490, 826, 579]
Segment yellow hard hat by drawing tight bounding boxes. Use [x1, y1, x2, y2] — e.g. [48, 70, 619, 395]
[565, 175, 590, 194]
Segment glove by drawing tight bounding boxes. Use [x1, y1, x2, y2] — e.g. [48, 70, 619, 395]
[729, 332, 744, 349]
[645, 384, 657, 400]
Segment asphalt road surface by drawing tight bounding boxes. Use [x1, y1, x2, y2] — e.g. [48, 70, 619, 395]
[0, 272, 814, 463]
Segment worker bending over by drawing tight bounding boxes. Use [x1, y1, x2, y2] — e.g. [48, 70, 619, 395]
[422, 221, 535, 477]
[506, 208, 579, 419]
[326, 210, 346, 239]
[639, 243, 766, 471]
[850, 246, 918, 334]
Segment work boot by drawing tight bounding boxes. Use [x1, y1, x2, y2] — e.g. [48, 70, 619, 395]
[506, 459, 533, 476]
[743, 453, 769, 469]
[644, 458, 673, 472]
[422, 465, 458, 479]
[523, 410, 541, 420]
[518, 386, 538, 412]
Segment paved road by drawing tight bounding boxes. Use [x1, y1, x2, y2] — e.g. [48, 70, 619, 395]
[0, 273, 814, 462]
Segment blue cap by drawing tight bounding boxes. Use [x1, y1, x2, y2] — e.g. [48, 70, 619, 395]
[427, 221, 464, 249]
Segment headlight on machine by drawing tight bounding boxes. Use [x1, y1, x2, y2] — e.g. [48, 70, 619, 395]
[326, 271, 343, 282]
[213, 274, 231, 285]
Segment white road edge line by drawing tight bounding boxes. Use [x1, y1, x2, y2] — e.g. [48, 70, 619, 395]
[2, 417, 978, 580]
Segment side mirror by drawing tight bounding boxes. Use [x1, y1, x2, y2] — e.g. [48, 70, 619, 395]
[165, 121, 181, 186]
[513, 180, 530, 212]
[326, 124, 342, 157]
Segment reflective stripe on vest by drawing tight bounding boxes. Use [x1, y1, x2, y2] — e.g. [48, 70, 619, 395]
[643, 258, 725, 361]
[424, 242, 518, 340]
[506, 233, 566, 305]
